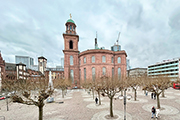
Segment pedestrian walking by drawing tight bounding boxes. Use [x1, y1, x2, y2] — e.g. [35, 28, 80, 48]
[151, 92, 154, 99]
[146, 90, 148, 96]
[156, 107, 160, 119]
[154, 93, 156, 100]
[151, 106, 156, 118]
[95, 97, 98, 104]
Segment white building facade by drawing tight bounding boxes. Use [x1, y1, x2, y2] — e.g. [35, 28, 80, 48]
[148, 58, 180, 80]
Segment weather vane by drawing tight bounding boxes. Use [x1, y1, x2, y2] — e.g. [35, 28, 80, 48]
[70, 13, 72, 19]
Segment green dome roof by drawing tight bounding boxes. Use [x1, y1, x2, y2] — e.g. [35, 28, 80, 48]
[66, 19, 75, 24]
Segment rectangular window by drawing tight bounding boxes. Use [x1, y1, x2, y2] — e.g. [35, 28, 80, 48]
[84, 57, 86, 64]
[84, 68, 86, 81]
[70, 56, 73, 65]
[92, 56, 95, 63]
[118, 57, 121, 63]
[118, 68, 121, 80]
[92, 67, 95, 81]
[70, 69, 74, 83]
[112, 68, 114, 77]
[103, 67, 106, 75]
[111, 57, 114, 63]
[102, 56, 106, 63]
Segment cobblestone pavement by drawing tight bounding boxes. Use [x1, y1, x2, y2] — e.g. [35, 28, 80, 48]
[0, 88, 180, 120]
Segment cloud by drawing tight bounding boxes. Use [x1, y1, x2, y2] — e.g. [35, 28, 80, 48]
[0, 0, 180, 69]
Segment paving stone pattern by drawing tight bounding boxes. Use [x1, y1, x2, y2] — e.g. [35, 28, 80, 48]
[0, 88, 180, 120]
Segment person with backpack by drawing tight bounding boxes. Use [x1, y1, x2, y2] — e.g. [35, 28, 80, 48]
[151, 106, 156, 118]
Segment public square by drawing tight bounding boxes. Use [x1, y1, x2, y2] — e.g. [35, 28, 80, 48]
[0, 87, 180, 120]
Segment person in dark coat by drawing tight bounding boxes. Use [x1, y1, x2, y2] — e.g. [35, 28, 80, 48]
[151, 92, 154, 99]
[95, 97, 98, 104]
[151, 106, 156, 118]
[154, 93, 156, 100]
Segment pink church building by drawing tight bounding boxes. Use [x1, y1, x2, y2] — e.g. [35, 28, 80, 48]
[63, 17, 127, 88]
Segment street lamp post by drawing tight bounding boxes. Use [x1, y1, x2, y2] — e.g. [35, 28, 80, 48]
[119, 89, 131, 120]
[124, 89, 126, 120]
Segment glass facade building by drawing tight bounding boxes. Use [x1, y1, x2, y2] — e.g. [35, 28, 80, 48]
[148, 59, 180, 80]
[15, 56, 34, 68]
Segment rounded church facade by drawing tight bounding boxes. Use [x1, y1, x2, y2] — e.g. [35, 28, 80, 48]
[79, 49, 127, 82]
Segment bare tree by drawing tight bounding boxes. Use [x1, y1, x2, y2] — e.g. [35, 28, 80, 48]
[54, 78, 71, 98]
[101, 76, 124, 117]
[142, 75, 171, 108]
[127, 77, 141, 101]
[3, 78, 53, 120]
[93, 79, 103, 105]
[1, 78, 16, 111]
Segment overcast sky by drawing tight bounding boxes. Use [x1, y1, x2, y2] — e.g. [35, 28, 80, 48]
[0, 0, 180, 68]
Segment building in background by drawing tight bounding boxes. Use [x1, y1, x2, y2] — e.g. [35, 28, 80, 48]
[15, 56, 34, 69]
[127, 68, 147, 77]
[5, 63, 17, 80]
[148, 58, 180, 81]
[0, 52, 5, 91]
[126, 59, 131, 70]
[45, 66, 64, 81]
[63, 16, 127, 88]
[38, 56, 47, 75]
[30, 65, 38, 71]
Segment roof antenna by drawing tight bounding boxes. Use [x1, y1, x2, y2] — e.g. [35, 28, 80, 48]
[95, 31, 98, 49]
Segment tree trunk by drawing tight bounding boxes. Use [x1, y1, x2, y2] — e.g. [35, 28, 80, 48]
[98, 91, 101, 105]
[64, 89, 67, 95]
[134, 89, 137, 101]
[6, 97, 9, 111]
[110, 97, 114, 117]
[157, 94, 160, 108]
[162, 90, 165, 97]
[39, 106, 43, 120]
[62, 89, 64, 98]
[121, 90, 123, 96]
[92, 88, 94, 99]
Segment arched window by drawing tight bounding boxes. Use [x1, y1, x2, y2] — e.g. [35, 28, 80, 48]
[70, 56, 73, 65]
[70, 69, 74, 83]
[112, 67, 114, 77]
[79, 69, 81, 80]
[118, 57, 121, 63]
[118, 67, 121, 80]
[84, 57, 86, 64]
[69, 40, 73, 49]
[70, 25, 72, 30]
[102, 56, 106, 63]
[102, 67, 106, 75]
[84, 68, 86, 81]
[73, 26, 75, 31]
[92, 67, 95, 81]
[111, 57, 114, 63]
[92, 56, 95, 63]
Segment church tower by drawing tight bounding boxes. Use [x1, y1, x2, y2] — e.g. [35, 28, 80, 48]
[63, 14, 79, 88]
